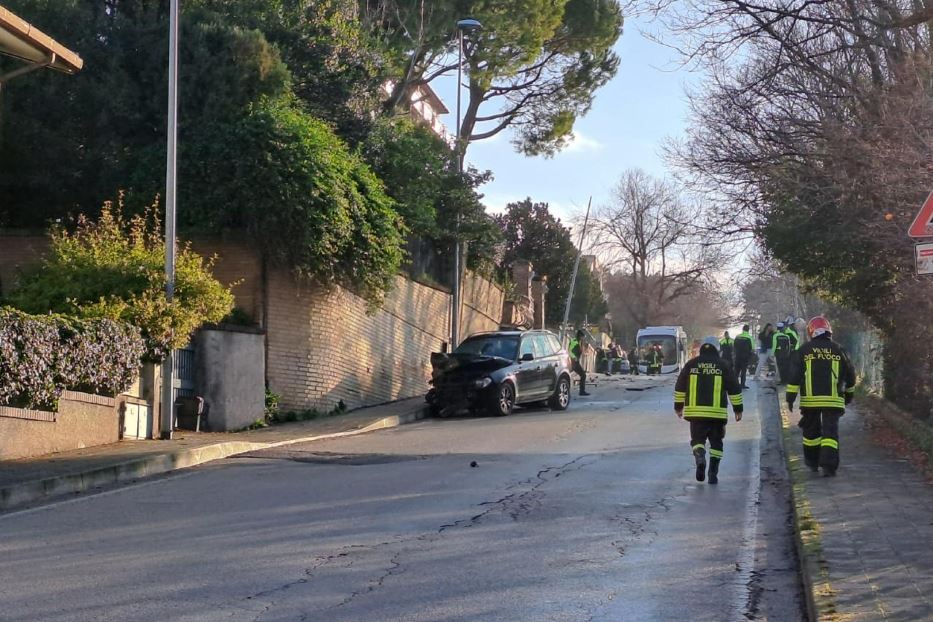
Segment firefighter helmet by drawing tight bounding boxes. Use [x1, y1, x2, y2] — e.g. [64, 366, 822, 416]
[700, 336, 720, 354]
[807, 316, 832, 338]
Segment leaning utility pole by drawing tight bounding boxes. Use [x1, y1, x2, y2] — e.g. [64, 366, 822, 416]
[561, 197, 592, 341]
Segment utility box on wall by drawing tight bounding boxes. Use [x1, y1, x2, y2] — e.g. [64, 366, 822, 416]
[195, 326, 265, 431]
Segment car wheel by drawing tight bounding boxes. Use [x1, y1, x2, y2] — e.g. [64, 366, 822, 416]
[549, 375, 571, 411]
[490, 382, 515, 417]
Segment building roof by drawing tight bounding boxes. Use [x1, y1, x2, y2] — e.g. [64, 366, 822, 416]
[412, 82, 449, 115]
[0, 6, 83, 74]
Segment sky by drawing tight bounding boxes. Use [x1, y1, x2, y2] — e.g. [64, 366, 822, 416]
[433, 14, 705, 224]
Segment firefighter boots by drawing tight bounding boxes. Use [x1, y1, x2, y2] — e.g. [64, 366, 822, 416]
[693, 447, 706, 482]
[708, 457, 721, 485]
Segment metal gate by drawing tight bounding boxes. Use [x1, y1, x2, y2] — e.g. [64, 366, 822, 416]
[174, 346, 197, 401]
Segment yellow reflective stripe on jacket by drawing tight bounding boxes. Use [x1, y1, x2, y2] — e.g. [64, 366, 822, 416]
[802, 437, 822, 447]
[729, 393, 743, 407]
[673, 391, 686, 401]
[689, 375, 698, 405]
[844, 387, 855, 395]
[683, 406, 728, 419]
[712, 376, 722, 409]
[786, 384, 800, 394]
[821, 438, 839, 449]
[800, 396, 846, 408]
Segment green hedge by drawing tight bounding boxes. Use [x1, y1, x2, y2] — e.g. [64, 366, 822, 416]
[0, 308, 144, 410]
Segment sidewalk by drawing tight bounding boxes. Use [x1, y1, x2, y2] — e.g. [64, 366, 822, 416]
[0, 397, 428, 513]
[779, 392, 933, 621]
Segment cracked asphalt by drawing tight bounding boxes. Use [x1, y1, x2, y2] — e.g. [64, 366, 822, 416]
[0, 375, 803, 621]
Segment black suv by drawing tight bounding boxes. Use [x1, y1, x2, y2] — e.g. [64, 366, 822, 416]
[427, 330, 573, 417]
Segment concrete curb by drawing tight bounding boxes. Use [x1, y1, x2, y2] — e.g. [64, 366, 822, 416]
[773, 388, 838, 622]
[0, 405, 429, 513]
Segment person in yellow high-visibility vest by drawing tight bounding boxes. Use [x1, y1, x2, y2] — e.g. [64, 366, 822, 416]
[568, 330, 590, 396]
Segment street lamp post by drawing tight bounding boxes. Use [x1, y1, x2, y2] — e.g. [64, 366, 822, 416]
[160, 0, 179, 440]
[451, 17, 482, 350]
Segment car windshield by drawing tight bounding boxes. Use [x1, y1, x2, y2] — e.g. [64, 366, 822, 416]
[637, 335, 678, 365]
[455, 335, 519, 361]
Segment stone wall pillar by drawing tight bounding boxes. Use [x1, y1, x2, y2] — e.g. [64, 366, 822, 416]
[531, 275, 547, 329]
[511, 260, 533, 300]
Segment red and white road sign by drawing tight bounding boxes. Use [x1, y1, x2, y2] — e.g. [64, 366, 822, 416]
[917, 242, 933, 276]
[908, 191, 933, 238]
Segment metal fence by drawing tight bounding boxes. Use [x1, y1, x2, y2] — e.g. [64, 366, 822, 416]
[839, 330, 885, 395]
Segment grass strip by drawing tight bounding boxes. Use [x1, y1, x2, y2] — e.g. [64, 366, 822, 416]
[860, 395, 933, 473]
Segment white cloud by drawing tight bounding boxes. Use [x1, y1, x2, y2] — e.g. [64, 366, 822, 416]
[481, 193, 524, 214]
[564, 131, 604, 154]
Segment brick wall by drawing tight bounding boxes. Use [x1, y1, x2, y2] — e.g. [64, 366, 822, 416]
[0, 233, 264, 321]
[0, 232, 509, 414]
[266, 270, 447, 412]
[188, 237, 264, 324]
[460, 272, 506, 338]
[0, 232, 48, 296]
[265, 268, 506, 413]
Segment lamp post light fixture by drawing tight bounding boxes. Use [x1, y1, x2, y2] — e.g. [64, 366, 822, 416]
[451, 17, 482, 351]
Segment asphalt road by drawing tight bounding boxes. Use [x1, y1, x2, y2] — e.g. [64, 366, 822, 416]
[0, 375, 803, 621]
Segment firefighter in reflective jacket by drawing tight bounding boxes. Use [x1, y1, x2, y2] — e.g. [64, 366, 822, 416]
[674, 336, 744, 484]
[733, 325, 754, 389]
[784, 322, 800, 351]
[772, 323, 792, 384]
[646, 345, 663, 375]
[786, 317, 857, 477]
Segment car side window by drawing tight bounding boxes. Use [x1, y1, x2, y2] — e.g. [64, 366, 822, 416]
[519, 337, 535, 360]
[547, 335, 562, 353]
[533, 335, 554, 358]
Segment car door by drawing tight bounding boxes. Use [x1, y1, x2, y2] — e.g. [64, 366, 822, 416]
[515, 336, 541, 401]
[533, 334, 559, 395]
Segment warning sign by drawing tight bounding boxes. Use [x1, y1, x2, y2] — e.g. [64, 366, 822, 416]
[909, 191, 933, 238]
[917, 242, 933, 275]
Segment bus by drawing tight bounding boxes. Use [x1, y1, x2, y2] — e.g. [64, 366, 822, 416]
[636, 326, 689, 374]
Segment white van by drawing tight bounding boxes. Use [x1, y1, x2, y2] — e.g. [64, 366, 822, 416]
[636, 326, 689, 374]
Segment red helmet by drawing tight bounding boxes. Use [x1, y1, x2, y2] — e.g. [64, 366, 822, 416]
[807, 316, 832, 338]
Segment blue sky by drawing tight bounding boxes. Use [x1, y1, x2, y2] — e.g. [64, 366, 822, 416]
[435, 15, 704, 223]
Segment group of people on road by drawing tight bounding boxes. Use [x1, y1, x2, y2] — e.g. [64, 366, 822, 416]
[568, 331, 667, 397]
[753, 318, 802, 384]
[718, 326, 755, 388]
[569, 318, 857, 483]
[674, 316, 856, 484]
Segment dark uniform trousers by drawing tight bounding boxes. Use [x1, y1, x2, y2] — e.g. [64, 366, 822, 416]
[776, 351, 791, 384]
[734, 357, 749, 387]
[571, 359, 587, 393]
[689, 419, 726, 460]
[799, 408, 842, 470]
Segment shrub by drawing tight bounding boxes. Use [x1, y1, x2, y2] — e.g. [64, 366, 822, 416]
[180, 96, 407, 305]
[0, 308, 145, 410]
[7, 196, 235, 360]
